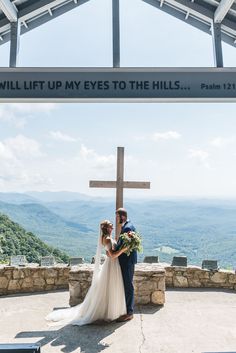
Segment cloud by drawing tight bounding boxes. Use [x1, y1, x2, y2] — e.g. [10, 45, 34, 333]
[4, 135, 43, 159]
[0, 168, 53, 188]
[0, 103, 57, 128]
[209, 136, 235, 147]
[0, 134, 44, 188]
[0, 106, 26, 128]
[80, 144, 115, 169]
[0, 141, 117, 192]
[134, 130, 182, 142]
[49, 130, 77, 142]
[189, 148, 210, 168]
[0, 135, 52, 191]
[9, 103, 57, 114]
[152, 131, 181, 141]
[80, 144, 96, 159]
[0, 142, 15, 160]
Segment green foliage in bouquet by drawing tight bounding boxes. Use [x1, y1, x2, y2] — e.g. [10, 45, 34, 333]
[120, 231, 143, 256]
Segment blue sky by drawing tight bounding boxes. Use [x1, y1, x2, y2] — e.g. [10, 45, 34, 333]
[0, 0, 236, 198]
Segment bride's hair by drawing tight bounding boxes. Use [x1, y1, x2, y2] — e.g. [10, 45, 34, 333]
[100, 220, 113, 238]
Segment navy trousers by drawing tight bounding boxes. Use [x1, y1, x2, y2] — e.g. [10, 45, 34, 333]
[120, 262, 135, 315]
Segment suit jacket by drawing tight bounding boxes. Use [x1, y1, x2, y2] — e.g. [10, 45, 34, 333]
[116, 219, 137, 265]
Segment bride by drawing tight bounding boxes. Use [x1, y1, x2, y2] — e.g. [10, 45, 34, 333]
[46, 220, 128, 326]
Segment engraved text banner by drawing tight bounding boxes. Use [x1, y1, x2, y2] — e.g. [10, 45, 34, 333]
[0, 68, 235, 102]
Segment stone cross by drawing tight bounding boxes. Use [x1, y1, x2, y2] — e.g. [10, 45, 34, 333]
[89, 146, 150, 236]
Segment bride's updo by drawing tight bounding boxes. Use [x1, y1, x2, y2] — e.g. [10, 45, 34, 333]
[100, 220, 113, 238]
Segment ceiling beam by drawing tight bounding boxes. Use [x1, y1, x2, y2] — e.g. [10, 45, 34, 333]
[0, 0, 18, 22]
[112, 0, 120, 67]
[214, 0, 235, 23]
[143, 0, 213, 23]
[0, 0, 91, 45]
[10, 20, 20, 67]
[142, 0, 236, 47]
[19, 0, 70, 21]
[142, 0, 236, 33]
[212, 22, 223, 67]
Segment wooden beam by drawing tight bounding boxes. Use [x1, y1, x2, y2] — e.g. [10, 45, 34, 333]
[89, 146, 151, 237]
[116, 146, 124, 210]
[123, 181, 151, 189]
[89, 181, 116, 188]
[89, 181, 150, 189]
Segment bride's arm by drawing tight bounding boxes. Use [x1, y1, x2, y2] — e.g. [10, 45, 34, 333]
[103, 238, 113, 257]
[107, 246, 128, 259]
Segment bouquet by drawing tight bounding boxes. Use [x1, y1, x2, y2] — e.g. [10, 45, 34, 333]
[120, 231, 143, 256]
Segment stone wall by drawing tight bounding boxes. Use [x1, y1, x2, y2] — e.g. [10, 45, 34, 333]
[69, 264, 166, 306]
[0, 266, 70, 295]
[1, 264, 236, 299]
[165, 266, 236, 290]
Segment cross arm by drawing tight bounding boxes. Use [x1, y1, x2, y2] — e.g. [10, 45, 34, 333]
[89, 180, 151, 189]
[123, 181, 151, 189]
[89, 181, 117, 188]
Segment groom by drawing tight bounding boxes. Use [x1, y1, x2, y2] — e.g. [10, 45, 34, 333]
[115, 207, 137, 322]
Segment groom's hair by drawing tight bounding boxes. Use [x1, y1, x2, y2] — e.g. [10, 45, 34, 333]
[116, 208, 127, 219]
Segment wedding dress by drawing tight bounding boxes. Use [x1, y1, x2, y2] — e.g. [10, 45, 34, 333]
[46, 238, 126, 326]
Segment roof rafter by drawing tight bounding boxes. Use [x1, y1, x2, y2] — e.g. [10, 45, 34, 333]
[214, 0, 235, 23]
[0, 0, 18, 22]
[0, 0, 91, 45]
[19, 0, 71, 21]
[157, 0, 214, 22]
[142, 0, 236, 47]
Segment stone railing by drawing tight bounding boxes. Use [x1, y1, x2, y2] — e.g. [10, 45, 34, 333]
[69, 263, 166, 306]
[165, 265, 236, 290]
[0, 265, 70, 295]
[1, 263, 236, 299]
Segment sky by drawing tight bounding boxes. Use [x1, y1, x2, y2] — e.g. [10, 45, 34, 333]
[0, 0, 236, 198]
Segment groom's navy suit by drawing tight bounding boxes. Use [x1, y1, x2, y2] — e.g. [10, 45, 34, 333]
[116, 220, 137, 315]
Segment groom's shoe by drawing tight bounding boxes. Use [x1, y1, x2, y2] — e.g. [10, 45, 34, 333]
[116, 314, 133, 322]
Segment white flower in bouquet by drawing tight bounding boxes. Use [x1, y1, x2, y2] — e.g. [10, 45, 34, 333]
[120, 231, 143, 256]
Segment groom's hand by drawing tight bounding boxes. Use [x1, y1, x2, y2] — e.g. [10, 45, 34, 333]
[106, 251, 111, 257]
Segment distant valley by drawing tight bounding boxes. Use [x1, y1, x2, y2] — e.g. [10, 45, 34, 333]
[0, 191, 236, 268]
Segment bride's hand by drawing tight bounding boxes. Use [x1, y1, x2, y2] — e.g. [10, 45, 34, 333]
[107, 249, 114, 258]
[110, 246, 129, 259]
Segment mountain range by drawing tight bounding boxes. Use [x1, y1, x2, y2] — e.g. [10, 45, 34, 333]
[0, 191, 236, 268]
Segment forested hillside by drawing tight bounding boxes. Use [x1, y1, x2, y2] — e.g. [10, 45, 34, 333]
[0, 213, 69, 264]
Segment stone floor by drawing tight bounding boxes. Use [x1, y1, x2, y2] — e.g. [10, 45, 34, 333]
[1, 289, 236, 353]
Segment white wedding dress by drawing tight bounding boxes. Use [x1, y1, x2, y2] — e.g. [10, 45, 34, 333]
[46, 239, 126, 326]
